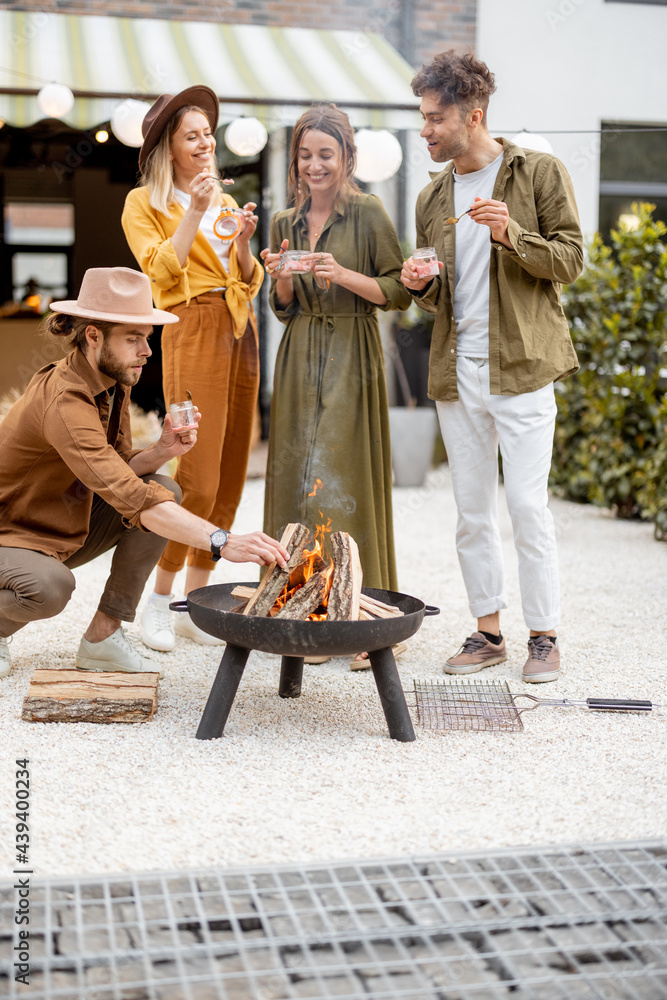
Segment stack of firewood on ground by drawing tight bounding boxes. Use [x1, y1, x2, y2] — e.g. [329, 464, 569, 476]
[231, 523, 403, 623]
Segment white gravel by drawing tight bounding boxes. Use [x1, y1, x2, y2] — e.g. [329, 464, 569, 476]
[1, 464, 665, 879]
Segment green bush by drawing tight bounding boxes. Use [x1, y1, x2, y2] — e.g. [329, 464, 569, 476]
[551, 203, 667, 537]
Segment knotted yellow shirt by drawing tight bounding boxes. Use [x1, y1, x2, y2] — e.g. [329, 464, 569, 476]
[122, 186, 263, 339]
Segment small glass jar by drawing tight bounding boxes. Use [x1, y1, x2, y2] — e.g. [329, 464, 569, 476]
[169, 400, 196, 429]
[412, 246, 440, 277]
[213, 208, 246, 242]
[280, 250, 311, 273]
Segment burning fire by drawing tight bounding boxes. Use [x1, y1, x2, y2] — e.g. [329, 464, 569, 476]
[271, 513, 333, 619]
[307, 479, 323, 497]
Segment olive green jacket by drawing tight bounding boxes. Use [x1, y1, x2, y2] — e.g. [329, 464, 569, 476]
[413, 138, 583, 400]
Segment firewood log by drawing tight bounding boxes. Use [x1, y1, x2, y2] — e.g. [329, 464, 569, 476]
[274, 570, 329, 620]
[327, 532, 362, 620]
[21, 670, 158, 723]
[243, 523, 311, 617]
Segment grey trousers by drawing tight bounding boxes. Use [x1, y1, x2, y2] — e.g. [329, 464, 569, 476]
[0, 474, 180, 639]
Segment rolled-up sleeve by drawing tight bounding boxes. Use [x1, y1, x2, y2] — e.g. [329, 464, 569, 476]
[43, 390, 175, 527]
[365, 196, 412, 312]
[122, 189, 190, 296]
[497, 158, 584, 285]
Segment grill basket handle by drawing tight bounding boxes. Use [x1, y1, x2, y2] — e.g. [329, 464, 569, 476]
[586, 698, 654, 712]
[169, 600, 189, 613]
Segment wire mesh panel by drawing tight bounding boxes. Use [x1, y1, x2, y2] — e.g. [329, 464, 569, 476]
[1, 841, 666, 999]
[413, 678, 525, 732]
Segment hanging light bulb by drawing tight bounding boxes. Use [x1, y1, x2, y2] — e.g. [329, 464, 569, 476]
[511, 131, 554, 154]
[95, 129, 109, 143]
[111, 99, 152, 147]
[354, 129, 403, 183]
[224, 117, 268, 157]
[37, 83, 75, 119]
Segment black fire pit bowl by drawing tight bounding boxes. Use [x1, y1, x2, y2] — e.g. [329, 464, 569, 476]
[182, 582, 437, 658]
[171, 583, 439, 743]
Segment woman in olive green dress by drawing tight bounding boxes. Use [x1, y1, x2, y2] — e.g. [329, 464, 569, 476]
[260, 104, 410, 594]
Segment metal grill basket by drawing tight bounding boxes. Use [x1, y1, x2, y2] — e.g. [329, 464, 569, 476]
[413, 678, 525, 732]
[411, 678, 657, 733]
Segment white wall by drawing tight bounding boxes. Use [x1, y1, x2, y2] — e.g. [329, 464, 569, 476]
[477, 0, 667, 238]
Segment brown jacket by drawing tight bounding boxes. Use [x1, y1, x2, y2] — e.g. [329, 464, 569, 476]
[414, 138, 583, 400]
[0, 347, 174, 560]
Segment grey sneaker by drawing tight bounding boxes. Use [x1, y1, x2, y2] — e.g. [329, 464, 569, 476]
[141, 593, 175, 652]
[523, 635, 560, 683]
[0, 637, 11, 679]
[444, 632, 507, 674]
[75, 627, 164, 677]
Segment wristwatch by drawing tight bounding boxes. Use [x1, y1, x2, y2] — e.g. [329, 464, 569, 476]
[209, 528, 229, 562]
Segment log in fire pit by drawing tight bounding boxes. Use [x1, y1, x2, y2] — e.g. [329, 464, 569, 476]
[171, 583, 438, 742]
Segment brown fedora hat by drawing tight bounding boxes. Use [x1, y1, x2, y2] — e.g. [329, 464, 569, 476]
[138, 84, 219, 174]
[49, 267, 179, 325]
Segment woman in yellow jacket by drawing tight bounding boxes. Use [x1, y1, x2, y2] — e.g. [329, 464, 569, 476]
[122, 85, 263, 650]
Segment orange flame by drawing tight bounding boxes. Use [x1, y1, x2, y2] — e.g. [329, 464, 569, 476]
[307, 479, 323, 497]
[271, 515, 334, 619]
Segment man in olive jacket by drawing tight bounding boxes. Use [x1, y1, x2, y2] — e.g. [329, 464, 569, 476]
[401, 50, 583, 683]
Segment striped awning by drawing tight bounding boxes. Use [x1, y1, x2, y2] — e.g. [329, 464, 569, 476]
[0, 11, 419, 132]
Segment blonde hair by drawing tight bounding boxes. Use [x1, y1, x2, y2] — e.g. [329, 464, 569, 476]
[288, 104, 361, 217]
[140, 105, 222, 217]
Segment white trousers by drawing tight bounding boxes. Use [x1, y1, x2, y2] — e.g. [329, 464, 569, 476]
[436, 356, 560, 631]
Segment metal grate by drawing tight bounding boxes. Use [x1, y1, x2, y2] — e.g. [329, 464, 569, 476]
[2, 841, 666, 999]
[413, 678, 526, 732]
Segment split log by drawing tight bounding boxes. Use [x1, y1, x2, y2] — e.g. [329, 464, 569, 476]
[232, 584, 403, 620]
[243, 523, 311, 617]
[21, 670, 158, 724]
[360, 593, 404, 619]
[327, 532, 362, 621]
[274, 570, 329, 620]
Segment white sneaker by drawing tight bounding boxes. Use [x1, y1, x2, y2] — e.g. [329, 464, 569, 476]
[174, 610, 224, 646]
[75, 627, 164, 678]
[0, 637, 11, 678]
[141, 593, 175, 652]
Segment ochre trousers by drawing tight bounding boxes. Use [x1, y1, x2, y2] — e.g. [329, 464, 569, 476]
[159, 291, 259, 573]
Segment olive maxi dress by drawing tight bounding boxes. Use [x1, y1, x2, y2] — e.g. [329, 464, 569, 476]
[264, 193, 411, 591]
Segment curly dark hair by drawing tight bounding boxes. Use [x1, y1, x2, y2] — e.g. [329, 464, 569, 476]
[411, 50, 497, 123]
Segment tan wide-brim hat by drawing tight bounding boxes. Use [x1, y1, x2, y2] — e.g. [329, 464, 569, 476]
[49, 267, 179, 325]
[138, 84, 219, 174]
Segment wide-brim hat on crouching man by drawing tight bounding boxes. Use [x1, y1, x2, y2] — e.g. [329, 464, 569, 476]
[49, 266, 179, 325]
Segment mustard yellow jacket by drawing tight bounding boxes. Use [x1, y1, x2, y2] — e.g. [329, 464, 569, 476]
[122, 186, 263, 339]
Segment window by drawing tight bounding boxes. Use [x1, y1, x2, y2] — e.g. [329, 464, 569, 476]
[3, 202, 73, 309]
[598, 124, 667, 238]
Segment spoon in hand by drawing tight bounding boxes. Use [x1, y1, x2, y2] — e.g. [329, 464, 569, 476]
[446, 207, 473, 225]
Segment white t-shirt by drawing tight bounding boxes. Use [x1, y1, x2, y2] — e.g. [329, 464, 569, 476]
[452, 151, 503, 358]
[174, 189, 231, 273]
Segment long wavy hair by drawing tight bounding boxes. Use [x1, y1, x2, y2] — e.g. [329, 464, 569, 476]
[140, 105, 222, 216]
[287, 104, 361, 217]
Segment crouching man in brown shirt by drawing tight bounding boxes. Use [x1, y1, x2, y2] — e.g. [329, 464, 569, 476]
[0, 267, 288, 679]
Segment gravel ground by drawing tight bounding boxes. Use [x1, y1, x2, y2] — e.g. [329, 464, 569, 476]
[0, 462, 665, 879]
